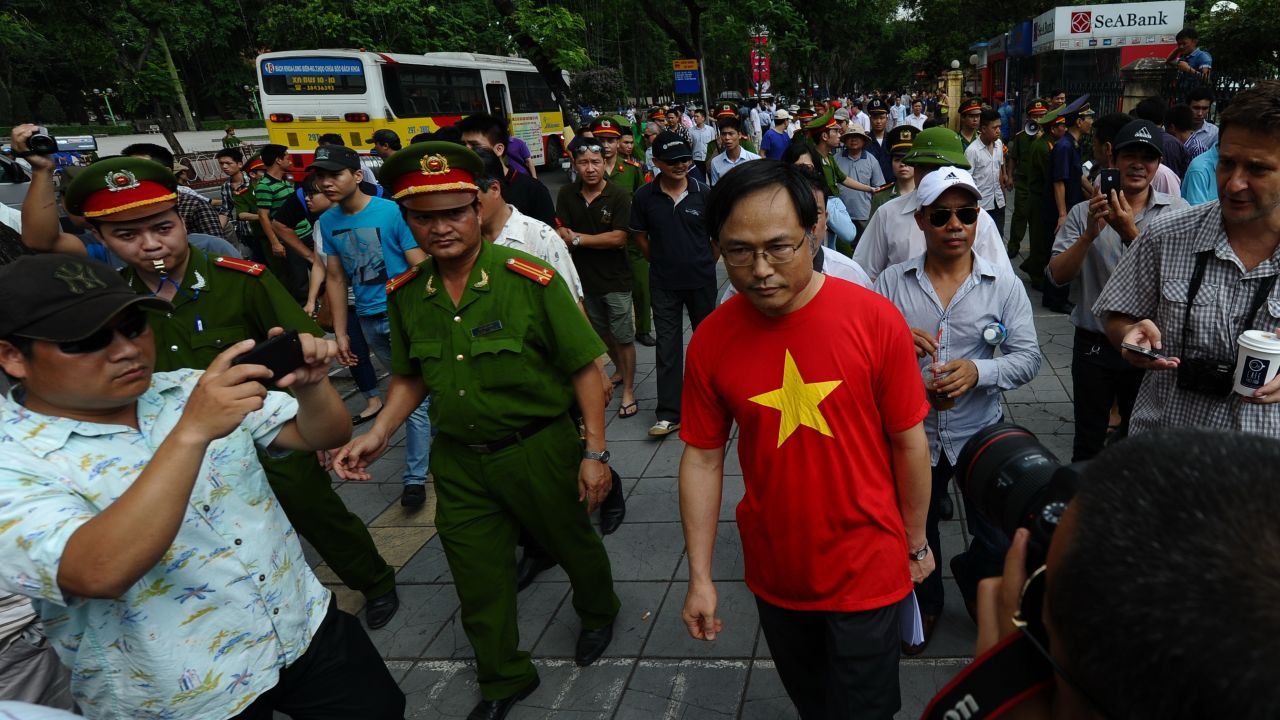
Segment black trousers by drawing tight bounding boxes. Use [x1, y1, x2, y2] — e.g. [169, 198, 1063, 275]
[233, 599, 405, 719]
[755, 596, 901, 720]
[651, 283, 717, 423]
[914, 457, 957, 617]
[1071, 327, 1144, 462]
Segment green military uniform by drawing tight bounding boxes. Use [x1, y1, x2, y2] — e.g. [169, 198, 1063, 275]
[125, 247, 396, 600]
[1020, 119, 1061, 288]
[869, 184, 901, 219]
[65, 157, 395, 603]
[388, 243, 619, 700]
[1005, 99, 1049, 257]
[802, 109, 848, 198]
[380, 142, 619, 701]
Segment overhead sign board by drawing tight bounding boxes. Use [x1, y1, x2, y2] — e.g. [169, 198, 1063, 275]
[1032, 0, 1183, 54]
[673, 59, 699, 71]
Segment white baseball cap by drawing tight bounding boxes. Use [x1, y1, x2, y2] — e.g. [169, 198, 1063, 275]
[773, 109, 792, 121]
[916, 166, 982, 206]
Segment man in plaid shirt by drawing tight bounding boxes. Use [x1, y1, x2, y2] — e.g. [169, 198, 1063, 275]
[216, 147, 255, 247]
[1096, 81, 1280, 437]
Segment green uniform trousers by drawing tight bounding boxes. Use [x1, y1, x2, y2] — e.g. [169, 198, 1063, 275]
[1019, 195, 1049, 285]
[1008, 184, 1032, 255]
[260, 450, 396, 600]
[433, 415, 619, 700]
[628, 240, 652, 336]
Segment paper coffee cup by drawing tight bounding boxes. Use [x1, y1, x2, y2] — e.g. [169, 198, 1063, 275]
[1233, 330, 1280, 396]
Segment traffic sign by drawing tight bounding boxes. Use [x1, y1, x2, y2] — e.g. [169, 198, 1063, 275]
[673, 59, 699, 70]
[674, 69, 701, 95]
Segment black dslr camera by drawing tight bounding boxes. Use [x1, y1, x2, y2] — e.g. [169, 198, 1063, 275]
[1176, 358, 1235, 396]
[921, 423, 1082, 720]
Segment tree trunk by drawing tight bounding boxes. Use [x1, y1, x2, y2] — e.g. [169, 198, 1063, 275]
[490, 0, 583, 128]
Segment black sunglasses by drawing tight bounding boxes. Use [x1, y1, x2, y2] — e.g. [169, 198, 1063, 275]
[927, 206, 980, 227]
[55, 309, 150, 354]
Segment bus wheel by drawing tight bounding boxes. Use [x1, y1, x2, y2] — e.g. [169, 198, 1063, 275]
[543, 136, 565, 173]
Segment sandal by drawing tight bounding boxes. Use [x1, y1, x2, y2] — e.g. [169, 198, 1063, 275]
[617, 401, 639, 418]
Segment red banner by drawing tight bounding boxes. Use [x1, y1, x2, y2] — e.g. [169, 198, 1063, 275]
[750, 35, 770, 88]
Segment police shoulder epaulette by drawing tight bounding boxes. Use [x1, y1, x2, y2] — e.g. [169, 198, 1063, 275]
[212, 256, 265, 277]
[505, 256, 555, 286]
[386, 266, 420, 294]
[624, 158, 643, 169]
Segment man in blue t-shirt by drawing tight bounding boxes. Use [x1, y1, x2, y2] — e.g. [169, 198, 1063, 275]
[760, 111, 792, 161]
[311, 145, 436, 508]
[1166, 27, 1213, 102]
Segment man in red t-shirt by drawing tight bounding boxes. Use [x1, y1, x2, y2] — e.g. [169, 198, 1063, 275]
[680, 159, 934, 719]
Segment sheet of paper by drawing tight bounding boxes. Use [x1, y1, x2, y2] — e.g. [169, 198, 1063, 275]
[899, 590, 924, 645]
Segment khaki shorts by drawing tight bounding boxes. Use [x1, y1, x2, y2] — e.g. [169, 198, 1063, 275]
[583, 291, 636, 344]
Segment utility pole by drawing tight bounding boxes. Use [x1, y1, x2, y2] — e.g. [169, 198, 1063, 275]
[157, 31, 197, 132]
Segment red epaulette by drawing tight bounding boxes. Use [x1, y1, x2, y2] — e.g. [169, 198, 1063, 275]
[385, 267, 420, 294]
[212, 256, 265, 277]
[624, 158, 643, 169]
[504, 256, 555, 286]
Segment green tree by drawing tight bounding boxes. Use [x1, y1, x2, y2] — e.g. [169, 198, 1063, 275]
[571, 67, 627, 109]
[35, 95, 65, 124]
[1200, 0, 1280, 79]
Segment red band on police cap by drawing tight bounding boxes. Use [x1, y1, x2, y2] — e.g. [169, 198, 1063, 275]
[81, 179, 178, 218]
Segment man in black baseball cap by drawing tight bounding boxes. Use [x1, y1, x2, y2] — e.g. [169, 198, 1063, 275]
[1046, 114, 1188, 462]
[629, 129, 715, 437]
[365, 128, 402, 159]
[307, 144, 362, 172]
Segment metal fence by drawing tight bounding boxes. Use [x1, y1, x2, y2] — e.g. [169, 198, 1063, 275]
[1073, 78, 1126, 115]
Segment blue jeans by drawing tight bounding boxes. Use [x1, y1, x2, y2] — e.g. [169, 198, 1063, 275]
[359, 313, 431, 487]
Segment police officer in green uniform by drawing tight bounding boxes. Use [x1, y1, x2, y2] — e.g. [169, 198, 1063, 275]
[62, 157, 402, 629]
[1005, 98, 1049, 258]
[1021, 106, 1067, 292]
[334, 143, 620, 720]
[803, 108, 880, 199]
[869, 124, 920, 219]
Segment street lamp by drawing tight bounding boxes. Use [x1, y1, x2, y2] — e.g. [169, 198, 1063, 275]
[243, 84, 262, 119]
[92, 88, 118, 126]
[950, 59, 961, 70]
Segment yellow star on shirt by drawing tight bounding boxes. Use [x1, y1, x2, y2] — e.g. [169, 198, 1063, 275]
[748, 350, 843, 448]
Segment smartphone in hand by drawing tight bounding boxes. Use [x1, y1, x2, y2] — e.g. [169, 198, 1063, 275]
[1121, 342, 1168, 362]
[1100, 168, 1122, 196]
[230, 330, 306, 383]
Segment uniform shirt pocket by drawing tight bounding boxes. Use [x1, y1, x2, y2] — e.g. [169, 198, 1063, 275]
[191, 325, 249, 352]
[469, 336, 530, 389]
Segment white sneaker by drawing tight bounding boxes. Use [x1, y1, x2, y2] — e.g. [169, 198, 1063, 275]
[648, 420, 680, 437]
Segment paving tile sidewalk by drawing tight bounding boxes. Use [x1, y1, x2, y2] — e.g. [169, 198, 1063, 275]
[308, 253, 1079, 720]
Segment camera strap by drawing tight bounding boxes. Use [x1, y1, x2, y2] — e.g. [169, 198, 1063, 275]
[1179, 251, 1277, 357]
[919, 632, 1054, 720]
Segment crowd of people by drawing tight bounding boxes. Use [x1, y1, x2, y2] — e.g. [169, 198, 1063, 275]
[0, 63, 1277, 720]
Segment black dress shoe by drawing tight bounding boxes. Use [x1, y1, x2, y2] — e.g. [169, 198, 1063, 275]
[599, 469, 626, 535]
[575, 620, 614, 666]
[515, 552, 557, 591]
[938, 494, 954, 520]
[466, 676, 540, 720]
[365, 588, 400, 629]
[401, 484, 426, 508]
[636, 333, 656, 347]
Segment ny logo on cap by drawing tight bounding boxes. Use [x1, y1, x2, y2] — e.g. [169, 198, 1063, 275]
[1134, 126, 1153, 140]
[53, 262, 106, 294]
[105, 169, 140, 193]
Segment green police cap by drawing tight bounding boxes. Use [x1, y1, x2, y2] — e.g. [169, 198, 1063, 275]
[804, 108, 839, 134]
[64, 156, 179, 221]
[380, 141, 484, 211]
[902, 127, 971, 169]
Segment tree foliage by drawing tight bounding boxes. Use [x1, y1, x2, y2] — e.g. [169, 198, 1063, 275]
[1, 0, 1274, 131]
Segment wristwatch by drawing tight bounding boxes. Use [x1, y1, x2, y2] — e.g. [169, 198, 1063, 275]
[572, 235, 583, 247]
[909, 542, 930, 561]
[583, 449, 610, 463]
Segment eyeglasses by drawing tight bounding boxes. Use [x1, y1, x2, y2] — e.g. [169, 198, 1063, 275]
[1014, 566, 1114, 719]
[53, 309, 150, 354]
[723, 235, 812, 267]
[927, 206, 980, 227]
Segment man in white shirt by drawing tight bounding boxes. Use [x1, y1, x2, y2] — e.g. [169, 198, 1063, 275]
[906, 100, 929, 130]
[854, 128, 1013, 280]
[688, 108, 719, 178]
[963, 108, 1008, 241]
[708, 116, 761, 185]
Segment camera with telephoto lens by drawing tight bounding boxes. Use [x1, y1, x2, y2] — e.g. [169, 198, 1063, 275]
[1176, 358, 1235, 396]
[955, 422, 1082, 576]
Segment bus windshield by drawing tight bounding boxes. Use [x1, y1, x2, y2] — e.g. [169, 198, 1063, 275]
[260, 57, 367, 95]
[381, 65, 486, 118]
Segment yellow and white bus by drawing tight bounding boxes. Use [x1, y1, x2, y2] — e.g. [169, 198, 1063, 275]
[255, 50, 566, 173]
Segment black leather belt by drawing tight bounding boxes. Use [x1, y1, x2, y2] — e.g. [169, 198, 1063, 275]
[361, 311, 387, 320]
[461, 415, 561, 454]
